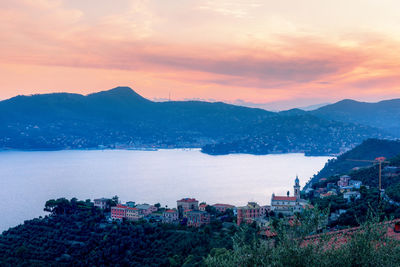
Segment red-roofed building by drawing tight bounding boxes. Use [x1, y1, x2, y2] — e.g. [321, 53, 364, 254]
[177, 198, 199, 218]
[111, 204, 127, 220]
[199, 203, 207, 211]
[338, 175, 351, 187]
[94, 198, 110, 210]
[126, 207, 142, 221]
[237, 202, 261, 225]
[212, 203, 235, 213]
[272, 196, 297, 201]
[184, 210, 210, 227]
[270, 176, 306, 216]
[162, 209, 179, 223]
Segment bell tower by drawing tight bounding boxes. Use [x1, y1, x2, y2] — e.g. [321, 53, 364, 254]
[294, 175, 300, 200]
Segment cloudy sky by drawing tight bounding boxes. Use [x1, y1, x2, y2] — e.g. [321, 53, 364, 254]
[1, 0, 400, 109]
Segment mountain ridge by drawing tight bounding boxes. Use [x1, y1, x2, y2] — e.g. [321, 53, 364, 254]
[0, 87, 396, 154]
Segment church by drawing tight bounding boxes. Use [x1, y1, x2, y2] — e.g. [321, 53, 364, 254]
[270, 176, 307, 216]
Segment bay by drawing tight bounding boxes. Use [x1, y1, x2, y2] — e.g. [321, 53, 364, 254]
[0, 149, 332, 231]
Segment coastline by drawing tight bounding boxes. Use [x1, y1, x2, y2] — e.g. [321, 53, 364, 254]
[0, 146, 338, 157]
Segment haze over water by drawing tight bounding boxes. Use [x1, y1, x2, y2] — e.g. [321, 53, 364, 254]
[0, 149, 332, 231]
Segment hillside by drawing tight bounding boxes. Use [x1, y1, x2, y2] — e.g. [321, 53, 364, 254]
[0, 87, 274, 150]
[0, 199, 234, 266]
[307, 138, 400, 186]
[0, 87, 392, 154]
[201, 117, 388, 156]
[311, 99, 400, 136]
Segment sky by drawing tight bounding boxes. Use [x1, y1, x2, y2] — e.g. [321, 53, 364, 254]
[1, 0, 400, 110]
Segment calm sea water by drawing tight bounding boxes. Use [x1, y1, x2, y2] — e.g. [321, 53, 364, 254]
[0, 149, 332, 231]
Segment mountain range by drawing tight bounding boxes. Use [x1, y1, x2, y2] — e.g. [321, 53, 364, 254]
[0, 87, 398, 155]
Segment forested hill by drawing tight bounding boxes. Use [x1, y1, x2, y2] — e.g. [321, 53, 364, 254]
[308, 138, 400, 185]
[0, 87, 390, 155]
[0, 87, 274, 150]
[311, 98, 400, 136]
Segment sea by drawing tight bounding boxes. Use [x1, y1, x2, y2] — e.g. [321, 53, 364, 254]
[0, 149, 332, 231]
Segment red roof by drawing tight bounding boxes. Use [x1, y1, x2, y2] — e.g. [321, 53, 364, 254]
[259, 228, 277, 238]
[177, 198, 198, 202]
[213, 203, 235, 208]
[165, 209, 177, 213]
[302, 219, 400, 248]
[115, 204, 127, 208]
[126, 207, 138, 210]
[272, 196, 297, 201]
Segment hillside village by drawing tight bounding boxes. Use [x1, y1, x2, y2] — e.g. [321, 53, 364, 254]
[90, 155, 400, 236]
[90, 175, 343, 232]
[91, 177, 304, 230]
[3, 149, 400, 265]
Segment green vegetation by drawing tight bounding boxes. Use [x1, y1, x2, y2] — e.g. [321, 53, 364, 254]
[206, 212, 400, 266]
[311, 98, 400, 136]
[0, 198, 234, 266]
[1, 199, 400, 265]
[310, 138, 400, 182]
[202, 115, 386, 156]
[303, 139, 400, 228]
[0, 87, 389, 155]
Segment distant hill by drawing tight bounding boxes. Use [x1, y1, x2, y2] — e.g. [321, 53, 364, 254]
[0, 87, 275, 150]
[311, 99, 400, 136]
[298, 102, 331, 111]
[0, 87, 393, 154]
[201, 116, 387, 156]
[307, 138, 400, 185]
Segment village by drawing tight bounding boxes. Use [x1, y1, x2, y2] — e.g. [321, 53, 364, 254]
[91, 174, 371, 233]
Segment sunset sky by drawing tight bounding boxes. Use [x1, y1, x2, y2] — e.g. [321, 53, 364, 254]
[1, 0, 400, 109]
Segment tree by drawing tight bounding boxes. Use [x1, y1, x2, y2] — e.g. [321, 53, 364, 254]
[205, 205, 217, 215]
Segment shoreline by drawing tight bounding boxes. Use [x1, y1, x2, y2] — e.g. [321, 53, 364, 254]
[0, 147, 338, 157]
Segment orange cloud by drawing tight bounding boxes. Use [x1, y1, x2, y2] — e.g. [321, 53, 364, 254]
[1, 0, 400, 109]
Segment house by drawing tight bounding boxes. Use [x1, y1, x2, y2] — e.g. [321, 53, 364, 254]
[144, 213, 163, 222]
[125, 207, 142, 221]
[313, 188, 324, 198]
[184, 210, 210, 227]
[94, 198, 109, 210]
[349, 180, 362, 189]
[199, 203, 207, 211]
[163, 209, 179, 223]
[237, 202, 261, 225]
[136, 204, 157, 216]
[343, 191, 361, 202]
[212, 203, 235, 213]
[339, 186, 354, 193]
[338, 175, 351, 187]
[320, 191, 337, 198]
[177, 198, 199, 218]
[260, 205, 271, 217]
[111, 204, 127, 220]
